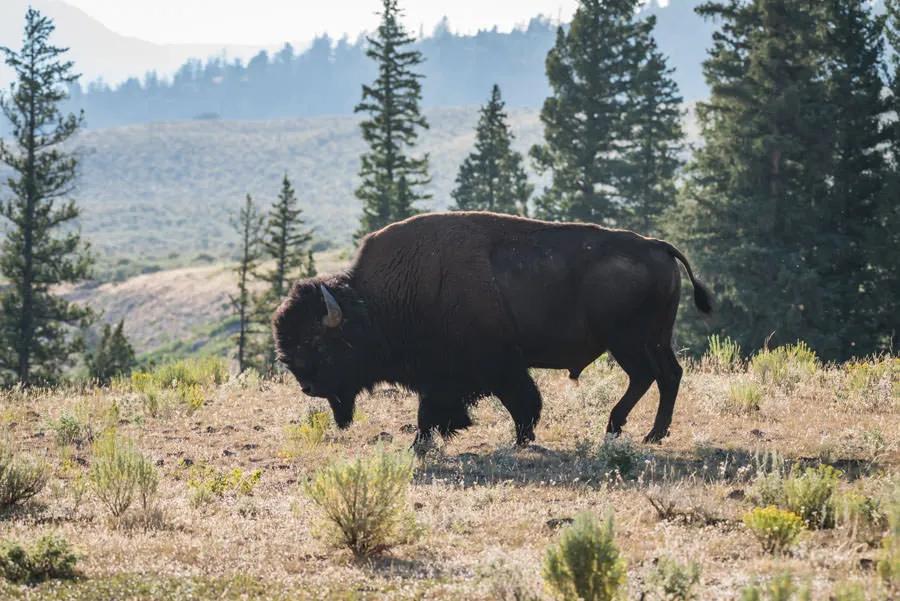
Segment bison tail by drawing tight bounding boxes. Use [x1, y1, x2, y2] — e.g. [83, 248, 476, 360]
[659, 241, 713, 315]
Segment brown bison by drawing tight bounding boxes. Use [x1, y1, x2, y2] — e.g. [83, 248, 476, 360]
[273, 212, 711, 448]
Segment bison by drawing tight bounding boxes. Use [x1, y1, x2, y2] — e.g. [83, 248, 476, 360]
[273, 212, 711, 449]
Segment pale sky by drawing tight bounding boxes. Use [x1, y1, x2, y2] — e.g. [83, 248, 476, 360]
[63, 0, 588, 45]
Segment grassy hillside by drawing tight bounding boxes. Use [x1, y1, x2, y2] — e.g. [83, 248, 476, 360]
[67, 107, 545, 280]
[61, 251, 350, 358]
[0, 355, 896, 599]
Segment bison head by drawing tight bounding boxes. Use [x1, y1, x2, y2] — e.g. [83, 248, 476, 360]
[272, 278, 376, 429]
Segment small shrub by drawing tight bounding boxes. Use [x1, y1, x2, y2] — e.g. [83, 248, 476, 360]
[743, 507, 805, 554]
[645, 556, 701, 600]
[725, 379, 763, 415]
[478, 557, 543, 601]
[844, 358, 899, 412]
[782, 465, 841, 529]
[88, 432, 158, 519]
[837, 491, 885, 546]
[831, 582, 866, 601]
[49, 414, 89, 448]
[703, 334, 742, 372]
[543, 513, 626, 601]
[188, 466, 262, 508]
[596, 435, 644, 479]
[147, 356, 228, 388]
[878, 493, 900, 594]
[750, 342, 819, 389]
[0, 534, 78, 585]
[740, 573, 810, 601]
[282, 410, 331, 456]
[750, 451, 788, 506]
[0, 443, 48, 512]
[129, 357, 226, 415]
[305, 449, 417, 558]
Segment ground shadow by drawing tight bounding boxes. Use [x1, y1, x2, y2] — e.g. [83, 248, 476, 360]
[414, 442, 881, 490]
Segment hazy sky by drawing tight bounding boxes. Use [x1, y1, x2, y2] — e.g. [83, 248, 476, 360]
[63, 0, 590, 45]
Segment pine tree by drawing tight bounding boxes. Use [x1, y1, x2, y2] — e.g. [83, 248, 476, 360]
[0, 9, 93, 386]
[87, 320, 136, 385]
[672, 0, 893, 359]
[355, 0, 430, 238]
[881, 0, 900, 344]
[814, 0, 893, 357]
[304, 249, 317, 278]
[451, 85, 532, 215]
[530, 0, 681, 228]
[230, 194, 265, 373]
[255, 174, 313, 367]
[619, 27, 684, 235]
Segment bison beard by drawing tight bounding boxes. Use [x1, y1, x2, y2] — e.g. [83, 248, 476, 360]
[273, 212, 712, 450]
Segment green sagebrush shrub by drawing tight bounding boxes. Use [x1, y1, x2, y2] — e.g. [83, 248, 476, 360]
[750, 342, 818, 389]
[188, 466, 261, 508]
[596, 435, 645, 479]
[282, 410, 331, 457]
[703, 334, 742, 372]
[305, 449, 417, 558]
[645, 556, 701, 601]
[543, 514, 626, 601]
[128, 356, 227, 415]
[878, 493, 900, 594]
[740, 573, 810, 601]
[88, 432, 158, 518]
[0, 534, 78, 585]
[751, 462, 842, 530]
[742, 507, 805, 554]
[0, 441, 47, 512]
[725, 379, 763, 415]
[782, 465, 841, 529]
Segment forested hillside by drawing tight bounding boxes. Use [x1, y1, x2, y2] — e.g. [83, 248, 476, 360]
[65, 1, 715, 128]
[63, 107, 549, 280]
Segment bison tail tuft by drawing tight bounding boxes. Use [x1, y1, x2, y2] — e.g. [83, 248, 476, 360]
[658, 241, 713, 315]
[692, 280, 713, 315]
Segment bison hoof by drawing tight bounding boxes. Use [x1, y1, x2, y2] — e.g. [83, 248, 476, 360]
[642, 429, 669, 444]
[410, 436, 435, 458]
[515, 431, 536, 447]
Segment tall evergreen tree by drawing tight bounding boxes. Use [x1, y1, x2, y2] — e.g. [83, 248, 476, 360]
[230, 194, 265, 373]
[451, 85, 532, 215]
[355, 0, 431, 238]
[87, 320, 136, 385]
[815, 0, 893, 357]
[530, 0, 682, 229]
[673, 0, 893, 359]
[0, 9, 93, 386]
[881, 0, 900, 342]
[620, 28, 685, 235]
[256, 175, 313, 367]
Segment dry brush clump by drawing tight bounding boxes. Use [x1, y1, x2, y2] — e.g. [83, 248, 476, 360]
[88, 431, 159, 525]
[542, 513, 626, 601]
[304, 448, 419, 559]
[0, 441, 48, 513]
[0, 534, 78, 586]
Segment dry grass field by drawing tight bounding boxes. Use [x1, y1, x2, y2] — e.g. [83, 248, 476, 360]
[0, 351, 897, 600]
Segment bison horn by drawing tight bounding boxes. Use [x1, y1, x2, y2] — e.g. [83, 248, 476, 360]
[320, 284, 343, 328]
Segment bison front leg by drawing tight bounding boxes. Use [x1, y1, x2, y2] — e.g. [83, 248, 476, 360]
[496, 369, 542, 447]
[411, 391, 473, 456]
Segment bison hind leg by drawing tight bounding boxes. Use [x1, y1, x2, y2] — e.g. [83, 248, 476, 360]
[494, 368, 542, 447]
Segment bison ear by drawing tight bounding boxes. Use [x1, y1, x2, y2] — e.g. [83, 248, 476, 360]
[320, 284, 343, 328]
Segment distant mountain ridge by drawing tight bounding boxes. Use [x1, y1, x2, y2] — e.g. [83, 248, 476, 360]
[0, 0, 277, 89]
[3, 1, 718, 129]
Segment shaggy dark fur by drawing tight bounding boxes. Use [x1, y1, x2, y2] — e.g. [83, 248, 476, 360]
[273, 212, 712, 447]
